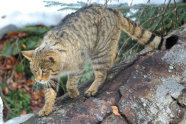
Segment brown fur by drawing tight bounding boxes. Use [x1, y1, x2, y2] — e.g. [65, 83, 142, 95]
[22, 5, 178, 116]
[38, 88, 56, 116]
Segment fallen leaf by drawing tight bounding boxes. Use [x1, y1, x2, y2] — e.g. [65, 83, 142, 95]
[22, 44, 26, 49]
[36, 41, 40, 45]
[8, 83, 17, 91]
[111, 106, 122, 117]
[4, 86, 9, 95]
[106, 91, 112, 95]
[27, 79, 34, 86]
[18, 32, 27, 38]
[21, 110, 27, 115]
[39, 90, 44, 97]
[7, 32, 19, 38]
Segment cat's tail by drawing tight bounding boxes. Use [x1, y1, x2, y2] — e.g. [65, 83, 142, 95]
[117, 11, 178, 50]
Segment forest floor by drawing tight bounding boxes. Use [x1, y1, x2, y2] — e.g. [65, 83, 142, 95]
[0, 25, 52, 121]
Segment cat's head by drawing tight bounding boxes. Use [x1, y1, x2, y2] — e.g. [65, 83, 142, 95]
[22, 49, 61, 84]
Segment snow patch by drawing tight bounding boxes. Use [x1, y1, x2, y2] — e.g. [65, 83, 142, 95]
[5, 114, 34, 124]
[0, 96, 4, 124]
[0, 0, 183, 30]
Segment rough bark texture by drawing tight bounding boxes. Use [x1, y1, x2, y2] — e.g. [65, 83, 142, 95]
[23, 25, 186, 124]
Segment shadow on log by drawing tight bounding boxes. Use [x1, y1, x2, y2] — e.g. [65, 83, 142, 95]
[23, 24, 186, 124]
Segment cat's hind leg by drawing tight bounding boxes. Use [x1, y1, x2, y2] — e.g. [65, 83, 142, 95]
[85, 51, 115, 97]
[85, 25, 120, 97]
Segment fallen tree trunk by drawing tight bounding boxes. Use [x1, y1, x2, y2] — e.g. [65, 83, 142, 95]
[23, 24, 186, 124]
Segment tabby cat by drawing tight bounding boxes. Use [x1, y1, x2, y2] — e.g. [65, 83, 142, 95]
[22, 5, 178, 116]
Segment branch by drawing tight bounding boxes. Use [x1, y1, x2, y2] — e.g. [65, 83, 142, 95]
[117, 37, 131, 57]
[152, 0, 172, 32]
[173, 0, 178, 21]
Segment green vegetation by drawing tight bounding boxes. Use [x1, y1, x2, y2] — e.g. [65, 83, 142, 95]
[1, 89, 31, 120]
[3, 26, 52, 56]
[0, 26, 52, 120]
[0, 1, 185, 121]
[116, 2, 186, 62]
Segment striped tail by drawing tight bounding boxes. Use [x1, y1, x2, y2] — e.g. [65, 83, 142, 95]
[118, 12, 178, 50]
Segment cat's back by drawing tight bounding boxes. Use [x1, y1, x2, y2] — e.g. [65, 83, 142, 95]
[44, 5, 118, 40]
[57, 5, 118, 28]
[55, 5, 120, 43]
[42, 5, 121, 56]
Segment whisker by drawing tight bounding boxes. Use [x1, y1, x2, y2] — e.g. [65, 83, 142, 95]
[36, 82, 39, 89]
[45, 83, 48, 89]
[32, 81, 38, 91]
[31, 85, 35, 92]
[47, 83, 50, 88]
[47, 82, 50, 88]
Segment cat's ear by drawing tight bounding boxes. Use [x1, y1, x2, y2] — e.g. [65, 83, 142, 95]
[21, 50, 34, 61]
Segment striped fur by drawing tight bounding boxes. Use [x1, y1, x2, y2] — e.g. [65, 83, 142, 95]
[117, 11, 178, 50]
[22, 5, 178, 116]
[38, 88, 56, 116]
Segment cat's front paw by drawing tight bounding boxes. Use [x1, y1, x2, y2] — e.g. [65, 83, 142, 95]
[68, 88, 80, 98]
[38, 107, 53, 116]
[85, 87, 98, 97]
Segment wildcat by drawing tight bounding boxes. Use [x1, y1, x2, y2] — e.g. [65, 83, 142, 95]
[22, 5, 178, 116]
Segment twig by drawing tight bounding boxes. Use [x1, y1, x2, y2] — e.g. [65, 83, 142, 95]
[141, 9, 174, 27]
[104, 0, 109, 6]
[117, 37, 131, 57]
[116, 2, 186, 11]
[152, 0, 172, 32]
[162, 20, 165, 36]
[130, 0, 133, 7]
[137, 0, 153, 24]
[173, 0, 178, 21]
[164, 0, 167, 5]
[6, 65, 16, 85]
[0, 85, 13, 113]
[7, 38, 21, 85]
[15, 38, 22, 60]
[120, 42, 139, 62]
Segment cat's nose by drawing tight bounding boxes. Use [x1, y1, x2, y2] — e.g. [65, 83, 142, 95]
[35, 77, 42, 82]
[36, 80, 41, 82]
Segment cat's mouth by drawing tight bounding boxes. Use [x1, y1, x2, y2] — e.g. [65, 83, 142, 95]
[35, 77, 49, 84]
[38, 80, 48, 84]
[35, 78, 48, 84]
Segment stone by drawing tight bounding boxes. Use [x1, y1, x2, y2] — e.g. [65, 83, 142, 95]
[22, 24, 186, 124]
[0, 24, 18, 40]
[101, 114, 128, 124]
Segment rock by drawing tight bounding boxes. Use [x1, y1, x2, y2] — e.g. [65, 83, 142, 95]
[118, 47, 185, 123]
[101, 114, 128, 124]
[22, 25, 186, 124]
[0, 24, 18, 40]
